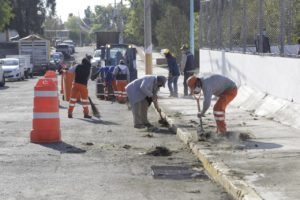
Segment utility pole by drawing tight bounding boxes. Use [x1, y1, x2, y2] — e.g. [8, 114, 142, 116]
[190, 0, 194, 55]
[258, 0, 264, 53]
[144, 0, 152, 74]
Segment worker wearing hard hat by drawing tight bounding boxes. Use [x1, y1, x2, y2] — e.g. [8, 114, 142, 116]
[180, 44, 196, 96]
[162, 49, 180, 97]
[186, 74, 237, 135]
[126, 75, 167, 129]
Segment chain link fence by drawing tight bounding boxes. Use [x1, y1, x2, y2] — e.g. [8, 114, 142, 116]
[199, 0, 300, 56]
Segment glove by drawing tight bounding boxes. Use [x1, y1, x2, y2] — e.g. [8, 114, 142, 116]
[152, 95, 158, 102]
[197, 112, 205, 118]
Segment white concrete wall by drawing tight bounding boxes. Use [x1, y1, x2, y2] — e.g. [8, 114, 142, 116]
[199, 50, 300, 104]
[199, 49, 300, 129]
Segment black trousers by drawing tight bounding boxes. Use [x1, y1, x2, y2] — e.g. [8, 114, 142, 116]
[183, 72, 194, 96]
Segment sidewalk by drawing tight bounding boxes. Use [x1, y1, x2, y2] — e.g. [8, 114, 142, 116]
[136, 52, 300, 200]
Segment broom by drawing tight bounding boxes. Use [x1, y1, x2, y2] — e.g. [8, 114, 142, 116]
[88, 96, 101, 118]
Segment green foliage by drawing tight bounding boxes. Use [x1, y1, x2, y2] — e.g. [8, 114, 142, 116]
[93, 5, 115, 31]
[64, 15, 91, 45]
[44, 16, 64, 30]
[155, 5, 189, 57]
[0, 0, 13, 31]
[9, 0, 56, 38]
[124, 0, 144, 45]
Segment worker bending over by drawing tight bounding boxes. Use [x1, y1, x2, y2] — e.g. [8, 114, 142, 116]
[126, 75, 167, 129]
[187, 74, 237, 135]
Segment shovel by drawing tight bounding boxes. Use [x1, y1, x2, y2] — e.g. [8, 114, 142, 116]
[154, 100, 168, 126]
[195, 95, 206, 140]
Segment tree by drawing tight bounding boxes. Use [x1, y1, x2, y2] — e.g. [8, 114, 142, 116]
[9, 0, 56, 38]
[83, 6, 94, 27]
[124, 0, 144, 45]
[155, 5, 189, 57]
[64, 14, 91, 45]
[44, 16, 64, 30]
[0, 0, 13, 31]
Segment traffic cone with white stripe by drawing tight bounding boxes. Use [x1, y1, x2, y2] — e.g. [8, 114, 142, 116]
[30, 78, 61, 143]
[44, 70, 60, 105]
[44, 70, 58, 88]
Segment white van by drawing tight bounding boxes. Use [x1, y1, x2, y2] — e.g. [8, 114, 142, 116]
[0, 63, 5, 87]
[0, 58, 25, 81]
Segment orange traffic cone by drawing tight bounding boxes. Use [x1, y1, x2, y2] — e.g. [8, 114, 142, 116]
[30, 78, 61, 143]
[44, 70, 58, 88]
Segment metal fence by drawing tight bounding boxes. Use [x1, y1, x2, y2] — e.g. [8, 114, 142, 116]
[199, 0, 300, 56]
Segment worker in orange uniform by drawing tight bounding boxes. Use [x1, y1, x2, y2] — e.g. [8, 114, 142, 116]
[68, 56, 92, 119]
[113, 59, 130, 103]
[187, 74, 237, 135]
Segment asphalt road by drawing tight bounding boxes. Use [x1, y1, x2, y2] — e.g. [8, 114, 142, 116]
[0, 47, 231, 200]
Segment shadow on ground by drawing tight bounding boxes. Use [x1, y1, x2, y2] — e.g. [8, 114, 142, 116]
[244, 140, 283, 150]
[0, 86, 9, 90]
[40, 141, 86, 153]
[78, 118, 119, 125]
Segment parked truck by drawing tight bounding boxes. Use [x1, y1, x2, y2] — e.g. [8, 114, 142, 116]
[19, 34, 50, 75]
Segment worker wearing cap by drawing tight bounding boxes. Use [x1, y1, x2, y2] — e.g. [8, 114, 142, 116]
[186, 74, 237, 135]
[162, 49, 180, 97]
[125, 75, 167, 129]
[68, 56, 92, 119]
[113, 59, 130, 103]
[180, 44, 196, 96]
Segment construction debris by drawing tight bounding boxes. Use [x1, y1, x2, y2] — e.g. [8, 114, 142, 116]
[123, 144, 131, 149]
[146, 146, 172, 156]
[143, 133, 154, 138]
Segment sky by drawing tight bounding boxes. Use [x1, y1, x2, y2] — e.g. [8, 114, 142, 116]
[56, 0, 113, 22]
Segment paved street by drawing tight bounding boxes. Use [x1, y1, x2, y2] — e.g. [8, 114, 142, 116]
[0, 47, 230, 200]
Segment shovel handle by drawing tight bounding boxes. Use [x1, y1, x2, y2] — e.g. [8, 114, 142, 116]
[195, 95, 204, 133]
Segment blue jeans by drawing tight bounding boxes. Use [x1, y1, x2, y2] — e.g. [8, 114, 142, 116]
[168, 75, 179, 96]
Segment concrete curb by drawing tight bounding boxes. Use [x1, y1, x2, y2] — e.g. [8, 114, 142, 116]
[154, 106, 264, 200]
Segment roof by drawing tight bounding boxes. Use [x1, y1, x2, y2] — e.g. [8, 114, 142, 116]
[19, 34, 46, 41]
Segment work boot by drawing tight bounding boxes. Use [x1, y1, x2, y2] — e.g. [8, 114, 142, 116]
[144, 123, 154, 128]
[134, 124, 146, 129]
[68, 113, 73, 118]
[84, 114, 92, 119]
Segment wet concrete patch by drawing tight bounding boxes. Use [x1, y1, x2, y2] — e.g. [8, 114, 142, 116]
[151, 165, 208, 180]
[145, 146, 172, 156]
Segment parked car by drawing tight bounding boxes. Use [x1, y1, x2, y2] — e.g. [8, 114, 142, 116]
[6, 55, 33, 78]
[49, 52, 64, 71]
[63, 40, 75, 54]
[91, 49, 104, 67]
[0, 63, 5, 87]
[0, 58, 25, 81]
[56, 43, 71, 59]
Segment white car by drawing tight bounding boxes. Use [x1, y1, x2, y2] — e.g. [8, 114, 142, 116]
[0, 58, 25, 81]
[91, 50, 104, 67]
[0, 64, 5, 87]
